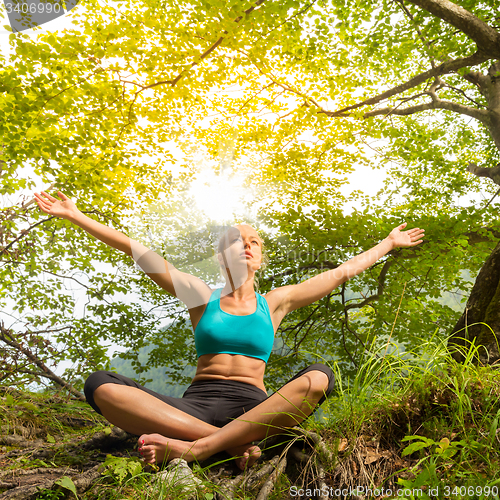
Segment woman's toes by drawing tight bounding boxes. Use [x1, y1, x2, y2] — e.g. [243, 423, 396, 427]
[234, 445, 261, 470]
[142, 448, 156, 463]
[136, 433, 197, 465]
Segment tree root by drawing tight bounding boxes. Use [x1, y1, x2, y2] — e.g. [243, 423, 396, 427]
[216, 472, 246, 500]
[69, 465, 103, 493]
[0, 468, 80, 493]
[79, 426, 132, 450]
[289, 427, 333, 462]
[0, 465, 102, 500]
[0, 436, 42, 449]
[0, 467, 79, 481]
[315, 463, 330, 497]
[243, 455, 280, 490]
[0, 426, 133, 499]
[288, 445, 310, 464]
[207, 427, 336, 500]
[255, 454, 287, 500]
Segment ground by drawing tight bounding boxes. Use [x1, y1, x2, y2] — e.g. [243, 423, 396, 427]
[2, 361, 500, 500]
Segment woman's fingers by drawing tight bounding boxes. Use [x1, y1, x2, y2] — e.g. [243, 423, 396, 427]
[57, 191, 69, 200]
[40, 190, 57, 202]
[34, 192, 58, 214]
[405, 228, 424, 239]
[409, 230, 424, 237]
[34, 193, 50, 208]
[35, 193, 51, 207]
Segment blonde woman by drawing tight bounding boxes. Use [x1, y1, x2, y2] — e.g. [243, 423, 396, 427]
[35, 190, 424, 469]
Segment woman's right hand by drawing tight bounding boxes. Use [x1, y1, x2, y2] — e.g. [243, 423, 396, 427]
[34, 191, 80, 220]
[33, 190, 213, 309]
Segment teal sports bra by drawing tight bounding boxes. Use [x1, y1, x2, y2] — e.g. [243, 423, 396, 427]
[194, 288, 275, 363]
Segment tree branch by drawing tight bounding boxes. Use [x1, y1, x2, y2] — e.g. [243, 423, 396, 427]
[406, 0, 500, 55]
[325, 51, 489, 117]
[442, 81, 486, 107]
[466, 227, 500, 243]
[345, 259, 394, 311]
[363, 95, 490, 123]
[484, 188, 500, 209]
[0, 323, 85, 401]
[394, 0, 437, 68]
[468, 162, 500, 186]
[0, 184, 54, 239]
[124, 0, 266, 94]
[0, 216, 56, 257]
[460, 69, 489, 91]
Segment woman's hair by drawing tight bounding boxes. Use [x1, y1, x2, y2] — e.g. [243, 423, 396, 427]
[253, 234, 268, 291]
[217, 225, 268, 291]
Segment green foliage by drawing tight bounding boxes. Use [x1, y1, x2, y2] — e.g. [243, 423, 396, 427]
[323, 334, 500, 492]
[1, 0, 500, 393]
[0, 389, 106, 469]
[102, 455, 143, 485]
[54, 476, 79, 499]
[401, 435, 467, 460]
[36, 490, 66, 500]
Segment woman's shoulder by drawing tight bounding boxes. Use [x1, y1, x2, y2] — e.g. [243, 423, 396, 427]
[260, 286, 292, 314]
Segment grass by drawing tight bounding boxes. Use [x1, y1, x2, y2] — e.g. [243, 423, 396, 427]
[0, 389, 107, 470]
[322, 334, 500, 498]
[3, 334, 500, 499]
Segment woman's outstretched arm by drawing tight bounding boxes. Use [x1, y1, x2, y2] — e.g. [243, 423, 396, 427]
[35, 191, 135, 256]
[34, 191, 211, 307]
[273, 223, 424, 315]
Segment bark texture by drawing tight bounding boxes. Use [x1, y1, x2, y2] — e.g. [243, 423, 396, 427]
[449, 241, 500, 363]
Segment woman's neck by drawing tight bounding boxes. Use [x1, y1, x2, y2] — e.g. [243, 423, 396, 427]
[221, 279, 255, 300]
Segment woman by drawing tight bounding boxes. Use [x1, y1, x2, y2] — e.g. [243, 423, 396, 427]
[34, 190, 424, 469]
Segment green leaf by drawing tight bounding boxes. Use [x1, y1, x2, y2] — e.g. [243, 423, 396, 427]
[19, 401, 39, 412]
[437, 437, 450, 450]
[401, 441, 433, 457]
[55, 476, 79, 499]
[401, 435, 434, 444]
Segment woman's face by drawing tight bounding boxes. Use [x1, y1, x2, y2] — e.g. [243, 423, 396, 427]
[218, 225, 263, 282]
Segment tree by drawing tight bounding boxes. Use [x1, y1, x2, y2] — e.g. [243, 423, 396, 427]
[2, 0, 499, 393]
[182, 0, 500, 365]
[314, 0, 500, 362]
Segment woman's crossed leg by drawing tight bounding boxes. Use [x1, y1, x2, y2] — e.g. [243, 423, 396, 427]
[90, 382, 261, 470]
[85, 364, 334, 469]
[138, 369, 332, 466]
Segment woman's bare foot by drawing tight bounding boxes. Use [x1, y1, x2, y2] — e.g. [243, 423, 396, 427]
[138, 433, 198, 465]
[138, 434, 261, 469]
[227, 443, 262, 470]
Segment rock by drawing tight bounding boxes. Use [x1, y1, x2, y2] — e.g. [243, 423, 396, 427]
[151, 459, 202, 499]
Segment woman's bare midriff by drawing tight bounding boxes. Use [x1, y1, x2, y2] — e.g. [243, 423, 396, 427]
[192, 353, 267, 393]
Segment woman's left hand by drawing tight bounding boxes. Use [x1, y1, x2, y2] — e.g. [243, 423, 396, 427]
[387, 223, 425, 249]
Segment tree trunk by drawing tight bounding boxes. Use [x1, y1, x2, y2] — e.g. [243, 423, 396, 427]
[449, 241, 500, 363]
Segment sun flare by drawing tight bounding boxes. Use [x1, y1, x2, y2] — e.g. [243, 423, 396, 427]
[188, 169, 251, 223]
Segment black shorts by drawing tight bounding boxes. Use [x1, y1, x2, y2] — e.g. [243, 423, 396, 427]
[84, 363, 335, 429]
